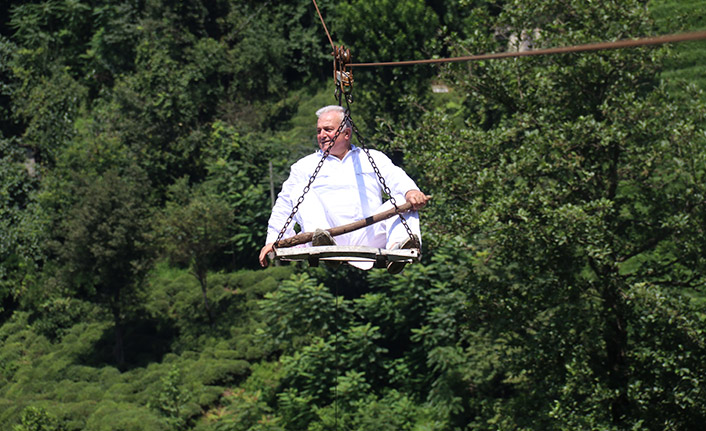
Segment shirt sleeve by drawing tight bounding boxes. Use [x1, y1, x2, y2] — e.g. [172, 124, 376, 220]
[371, 150, 419, 202]
[265, 161, 307, 244]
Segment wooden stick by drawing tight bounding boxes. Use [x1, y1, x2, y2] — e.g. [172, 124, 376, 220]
[275, 200, 421, 249]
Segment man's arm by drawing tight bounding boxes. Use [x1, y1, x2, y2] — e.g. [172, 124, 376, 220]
[369, 149, 429, 209]
[260, 156, 314, 267]
[259, 242, 274, 267]
[259, 163, 300, 267]
[405, 189, 430, 210]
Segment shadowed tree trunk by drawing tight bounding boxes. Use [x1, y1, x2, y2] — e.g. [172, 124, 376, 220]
[193, 260, 214, 326]
[111, 301, 125, 368]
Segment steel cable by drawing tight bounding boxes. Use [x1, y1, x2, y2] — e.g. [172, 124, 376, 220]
[349, 30, 706, 67]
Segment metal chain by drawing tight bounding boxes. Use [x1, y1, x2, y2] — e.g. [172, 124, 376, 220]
[273, 111, 350, 248]
[347, 109, 419, 248]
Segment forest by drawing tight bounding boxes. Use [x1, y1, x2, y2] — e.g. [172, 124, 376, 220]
[1, 0, 706, 430]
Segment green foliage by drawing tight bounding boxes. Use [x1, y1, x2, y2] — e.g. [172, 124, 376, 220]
[194, 359, 285, 431]
[0, 35, 19, 135]
[260, 273, 342, 351]
[28, 296, 99, 341]
[9, 0, 94, 67]
[0, 266, 290, 429]
[398, 0, 706, 428]
[144, 262, 296, 354]
[332, 0, 441, 126]
[252, 261, 458, 429]
[198, 388, 283, 431]
[106, 34, 214, 186]
[14, 406, 62, 431]
[2, 1, 706, 430]
[156, 176, 233, 323]
[650, 0, 706, 93]
[153, 366, 190, 430]
[0, 136, 46, 316]
[60, 167, 153, 295]
[11, 62, 86, 165]
[624, 283, 706, 429]
[309, 389, 443, 431]
[59, 166, 155, 365]
[83, 2, 142, 84]
[224, 1, 328, 104]
[84, 400, 168, 431]
[277, 322, 388, 406]
[202, 121, 272, 268]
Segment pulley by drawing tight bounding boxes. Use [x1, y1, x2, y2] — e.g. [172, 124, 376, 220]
[333, 45, 353, 103]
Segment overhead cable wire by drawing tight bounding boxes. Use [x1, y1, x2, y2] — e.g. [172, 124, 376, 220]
[349, 30, 706, 67]
[312, 0, 335, 51]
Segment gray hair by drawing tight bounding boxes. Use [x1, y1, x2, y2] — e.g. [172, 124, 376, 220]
[316, 105, 351, 130]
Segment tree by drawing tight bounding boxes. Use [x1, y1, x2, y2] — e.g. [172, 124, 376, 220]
[202, 121, 274, 269]
[0, 135, 46, 321]
[60, 166, 155, 366]
[13, 406, 61, 431]
[157, 177, 232, 325]
[0, 35, 20, 137]
[398, 0, 706, 428]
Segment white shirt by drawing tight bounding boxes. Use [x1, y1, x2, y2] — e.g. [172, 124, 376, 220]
[266, 145, 419, 244]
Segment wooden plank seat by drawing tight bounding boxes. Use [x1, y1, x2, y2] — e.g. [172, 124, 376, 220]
[268, 201, 427, 268]
[272, 245, 420, 268]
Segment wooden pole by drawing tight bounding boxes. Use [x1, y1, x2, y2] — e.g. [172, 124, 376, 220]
[268, 160, 275, 208]
[275, 200, 420, 248]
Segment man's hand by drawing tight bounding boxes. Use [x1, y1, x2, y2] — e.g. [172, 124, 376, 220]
[405, 190, 431, 210]
[259, 243, 275, 267]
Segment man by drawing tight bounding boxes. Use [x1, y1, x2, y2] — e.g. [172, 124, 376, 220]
[259, 105, 429, 272]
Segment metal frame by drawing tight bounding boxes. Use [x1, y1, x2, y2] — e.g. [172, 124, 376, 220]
[272, 245, 420, 268]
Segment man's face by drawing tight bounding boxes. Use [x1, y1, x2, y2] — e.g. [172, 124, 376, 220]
[317, 111, 351, 159]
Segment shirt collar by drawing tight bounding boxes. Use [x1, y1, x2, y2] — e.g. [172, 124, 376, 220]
[317, 144, 359, 159]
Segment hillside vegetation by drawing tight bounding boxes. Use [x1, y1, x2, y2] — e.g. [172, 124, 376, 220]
[651, 0, 706, 91]
[1, 1, 706, 430]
